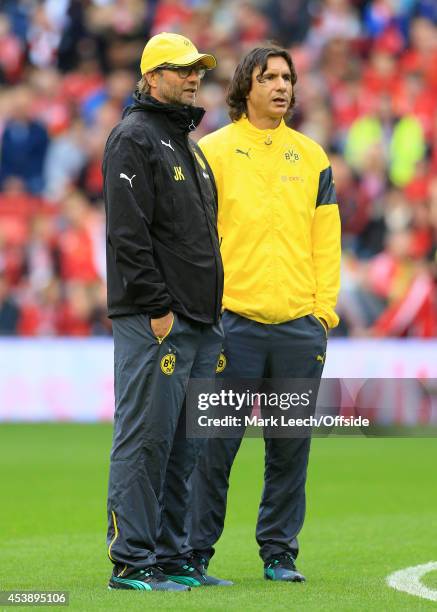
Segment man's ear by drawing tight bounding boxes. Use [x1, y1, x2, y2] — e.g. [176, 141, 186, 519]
[146, 70, 159, 90]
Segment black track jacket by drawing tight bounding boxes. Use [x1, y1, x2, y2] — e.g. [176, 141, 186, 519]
[103, 93, 223, 324]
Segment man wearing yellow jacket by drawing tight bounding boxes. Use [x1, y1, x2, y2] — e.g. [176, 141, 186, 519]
[190, 46, 341, 582]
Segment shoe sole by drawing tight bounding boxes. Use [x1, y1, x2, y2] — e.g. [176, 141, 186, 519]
[264, 574, 306, 582]
[108, 580, 190, 592]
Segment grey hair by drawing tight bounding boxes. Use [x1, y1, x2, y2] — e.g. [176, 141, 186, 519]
[136, 74, 151, 94]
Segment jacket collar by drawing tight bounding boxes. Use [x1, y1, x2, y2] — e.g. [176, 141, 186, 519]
[234, 115, 287, 146]
[124, 92, 205, 133]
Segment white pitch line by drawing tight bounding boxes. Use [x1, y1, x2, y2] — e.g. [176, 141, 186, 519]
[386, 561, 437, 602]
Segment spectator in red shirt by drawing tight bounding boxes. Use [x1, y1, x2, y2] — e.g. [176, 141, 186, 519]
[56, 191, 99, 283]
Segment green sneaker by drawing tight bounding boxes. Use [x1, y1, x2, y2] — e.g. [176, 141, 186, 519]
[264, 552, 306, 582]
[162, 562, 207, 588]
[108, 564, 190, 591]
[190, 554, 234, 587]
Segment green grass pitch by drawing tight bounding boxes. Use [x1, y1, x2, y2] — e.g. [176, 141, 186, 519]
[1, 424, 437, 610]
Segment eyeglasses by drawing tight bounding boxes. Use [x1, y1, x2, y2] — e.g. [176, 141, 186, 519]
[158, 64, 207, 79]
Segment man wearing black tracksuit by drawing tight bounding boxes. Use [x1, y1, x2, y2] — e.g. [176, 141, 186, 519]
[103, 33, 228, 592]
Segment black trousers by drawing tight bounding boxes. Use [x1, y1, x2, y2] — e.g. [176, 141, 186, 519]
[190, 311, 327, 563]
[107, 312, 223, 569]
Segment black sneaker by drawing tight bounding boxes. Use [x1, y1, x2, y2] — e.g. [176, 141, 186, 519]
[162, 562, 207, 588]
[190, 554, 234, 587]
[108, 564, 190, 591]
[264, 552, 306, 582]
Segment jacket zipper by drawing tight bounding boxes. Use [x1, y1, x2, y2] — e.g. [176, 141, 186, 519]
[187, 141, 222, 323]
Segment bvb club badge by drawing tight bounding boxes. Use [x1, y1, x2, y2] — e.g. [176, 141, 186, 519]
[216, 353, 227, 373]
[161, 353, 176, 375]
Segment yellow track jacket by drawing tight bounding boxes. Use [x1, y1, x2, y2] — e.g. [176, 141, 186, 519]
[198, 117, 341, 328]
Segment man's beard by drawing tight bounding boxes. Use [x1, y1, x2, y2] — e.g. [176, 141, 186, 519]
[161, 85, 195, 106]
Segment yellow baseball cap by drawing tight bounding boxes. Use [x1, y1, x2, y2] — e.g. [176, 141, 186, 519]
[140, 32, 216, 75]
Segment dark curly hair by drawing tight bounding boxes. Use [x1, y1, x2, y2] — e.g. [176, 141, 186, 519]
[227, 47, 297, 122]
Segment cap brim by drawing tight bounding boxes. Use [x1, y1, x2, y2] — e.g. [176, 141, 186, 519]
[156, 51, 216, 71]
[173, 51, 216, 69]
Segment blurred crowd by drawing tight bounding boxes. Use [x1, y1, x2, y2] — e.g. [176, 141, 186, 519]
[0, 0, 436, 337]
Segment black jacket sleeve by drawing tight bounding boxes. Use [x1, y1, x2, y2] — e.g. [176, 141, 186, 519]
[103, 130, 172, 316]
